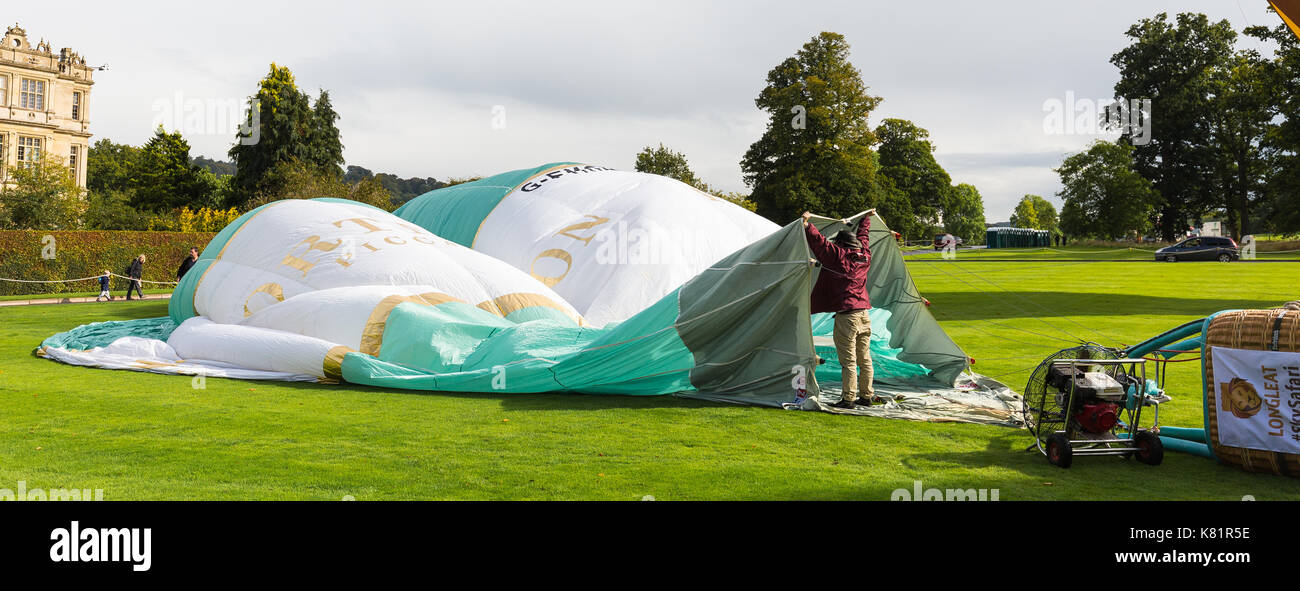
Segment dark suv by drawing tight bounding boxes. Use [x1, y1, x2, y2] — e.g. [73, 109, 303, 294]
[1154, 236, 1239, 262]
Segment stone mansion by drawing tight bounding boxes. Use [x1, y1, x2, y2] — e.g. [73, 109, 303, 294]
[0, 23, 95, 188]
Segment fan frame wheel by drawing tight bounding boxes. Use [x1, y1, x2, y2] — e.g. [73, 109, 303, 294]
[1133, 430, 1164, 466]
[1046, 433, 1073, 468]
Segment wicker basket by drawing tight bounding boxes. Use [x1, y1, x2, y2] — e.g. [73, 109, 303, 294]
[1204, 309, 1300, 476]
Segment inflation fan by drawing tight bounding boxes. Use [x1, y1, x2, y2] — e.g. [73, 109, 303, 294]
[1023, 345, 1165, 468]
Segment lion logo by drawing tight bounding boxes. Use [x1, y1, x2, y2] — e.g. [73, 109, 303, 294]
[1219, 377, 1263, 419]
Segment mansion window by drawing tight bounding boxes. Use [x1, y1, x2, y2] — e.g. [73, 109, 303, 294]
[72, 92, 82, 120]
[0, 76, 7, 107]
[69, 145, 79, 177]
[17, 136, 42, 167]
[20, 78, 45, 110]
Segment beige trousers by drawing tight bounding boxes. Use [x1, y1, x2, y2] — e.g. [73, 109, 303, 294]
[833, 309, 874, 402]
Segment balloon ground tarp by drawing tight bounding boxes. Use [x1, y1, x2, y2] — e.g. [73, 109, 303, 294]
[37, 166, 1021, 426]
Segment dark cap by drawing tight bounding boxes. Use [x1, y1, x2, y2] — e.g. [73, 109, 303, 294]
[831, 229, 862, 249]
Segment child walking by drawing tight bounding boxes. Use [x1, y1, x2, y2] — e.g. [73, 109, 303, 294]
[96, 270, 113, 302]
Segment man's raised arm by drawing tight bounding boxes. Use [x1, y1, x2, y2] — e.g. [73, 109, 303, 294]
[802, 212, 837, 261]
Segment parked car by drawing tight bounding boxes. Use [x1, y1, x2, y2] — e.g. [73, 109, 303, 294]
[1154, 236, 1239, 262]
[933, 234, 963, 250]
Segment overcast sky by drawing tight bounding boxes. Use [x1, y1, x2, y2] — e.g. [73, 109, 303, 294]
[9, 0, 1283, 220]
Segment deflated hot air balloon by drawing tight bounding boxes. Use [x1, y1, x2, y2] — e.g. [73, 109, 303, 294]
[38, 165, 1021, 424]
[394, 163, 780, 326]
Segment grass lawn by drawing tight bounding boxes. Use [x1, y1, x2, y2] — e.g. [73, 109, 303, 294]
[906, 244, 1300, 261]
[1, 253, 1297, 500]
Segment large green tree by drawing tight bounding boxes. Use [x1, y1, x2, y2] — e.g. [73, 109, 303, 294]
[944, 183, 987, 243]
[87, 138, 140, 194]
[0, 152, 86, 230]
[741, 32, 881, 223]
[1009, 194, 1059, 232]
[1247, 20, 1300, 234]
[1206, 48, 1276, 240]
[1056, 141, 1159, 240]
[1110, 12, 1236, 240]
[229, 64, 345, 206]
[310, 90, 345, 179]
[131, 127, 219, 212]
[875, 118, 952, 237]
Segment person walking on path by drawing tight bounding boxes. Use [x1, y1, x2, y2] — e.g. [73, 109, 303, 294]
[177, 247, 199, 281]
[125, 254, 146, 300]
[802, 211, 876, 409]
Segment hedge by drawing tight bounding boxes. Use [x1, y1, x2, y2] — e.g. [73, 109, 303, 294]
[0, 231, 216, 296]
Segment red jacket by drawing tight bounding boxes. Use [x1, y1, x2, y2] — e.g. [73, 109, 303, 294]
[805, 219, 871, 314]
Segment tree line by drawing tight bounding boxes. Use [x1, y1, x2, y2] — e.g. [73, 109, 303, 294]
[0, 63, 453, 231]
[16, 16, 1293, 243]
[7, 33, 996, 241]
[1055, 11, 1300, 242]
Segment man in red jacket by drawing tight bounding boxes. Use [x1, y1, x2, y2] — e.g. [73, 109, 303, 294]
[802, 211, 876, 409]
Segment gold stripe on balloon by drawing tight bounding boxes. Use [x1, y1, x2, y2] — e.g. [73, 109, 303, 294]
[358, 292, 465, 356]
[475, 292, 586, 326]
[322, 345, 355, 381]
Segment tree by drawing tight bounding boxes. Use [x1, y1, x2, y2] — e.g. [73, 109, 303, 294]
[191, 155, 236, 177]
[1110, 12, 1236, 240]
[1009, 195, 1058, 232]
[871, 173, 918, 237]
[1247, 20, 1300, 235]
[0, 153, 86, 229]
[741, 32, 881, 223]
[229, 64, 344, 206]
[309, 90, 345, 179]
[635, 144, 701, 187]
[131, 127, 219, 212]
[1206, 48, 1276, 240]
[708, 190, 758, 212]
[634, 143, 757, 210]
[1056, 141, 1159, 240]
[875, 118, 952, 237]
[945, 184, 987, 243]
[244, 159, 394, 211]
[342, 165, 373, 184]
[343, 165, 446, 205]
[87, 138, 140, 194]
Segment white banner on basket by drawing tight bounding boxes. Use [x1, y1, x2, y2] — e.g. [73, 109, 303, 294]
[1211, 346, 1300, 453]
